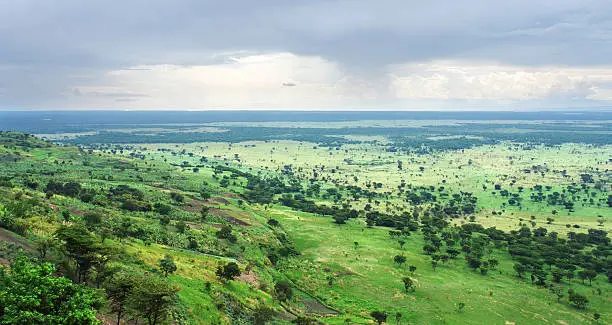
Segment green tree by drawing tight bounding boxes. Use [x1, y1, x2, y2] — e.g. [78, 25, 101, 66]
[129, 275, 179, 325]
[104, 271, 136, 325]
[402, 277, 414, 293]
[216, 262, 241, 281]
[274, 280, 293, 302]
[175, 221, 187, 234]
[83, 212, 103, 230]
[0, 256, 101, 324]
[252, 304, 274, 325]
[370, 310, 387, 325]
[55, 224, 99, 283]
[578, 269, 597, 285]
[394, 254, 406, 267]
[34, 235, 57, 260]
[458, 302, 465, 312]
[569, 292, 588, 309]
[513, 263, 526, 278]
[159, 255, 177, 277]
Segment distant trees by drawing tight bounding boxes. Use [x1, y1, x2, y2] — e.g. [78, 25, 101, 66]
[216, 262, 241, 281]
[216, 225, 237, 243]
[370, 311, 387, 325]
[458, 302, 465, 312]
[569, 292, 588, 309]
[402, 277, 415, 293]
[393, 255, 406, 267]
[274, 280, 293, 302]
[159, 255, 177, 277]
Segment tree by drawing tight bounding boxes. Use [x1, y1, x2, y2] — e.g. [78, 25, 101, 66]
[200, 206, 210, 221]
[578, 269, 597, 285]
[159, 255, 177, 277]
[252, 304, 274, 325]
[216, 262, 241, 281]
[549, 285, 564, 303]
[409, 265, 417, 274]
[487, 259, 499, 270]
[55, 224, 99, 283]
[159, 215, 171, 226]
[34, 235, 57, 259]
[274, 280, 293, 302]
[458, 302, 465, 312]
[0, 256, 101, 324]
[175, 221, 187, 234]
[129, 275, 179, 325]
[394, 254, 406, 267]
[370, 310, 387, 325]
[402, 277, 414, 293]
[105, 271, 136, 325]
[551, 269, 564, 283]
[569, 292, 588, 309]
[333, 215, 346, 224]
[513, 263, 526, 278]
[216, 225, 237, 243]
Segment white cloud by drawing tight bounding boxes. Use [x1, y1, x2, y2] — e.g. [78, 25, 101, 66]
[68, 52, 389, 109]
[389, 61, 612, 102]
[65, 54, 612, 110]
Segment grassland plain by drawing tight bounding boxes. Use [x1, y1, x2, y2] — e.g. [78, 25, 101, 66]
[106, 136, 610, 324]
[133, 140, 611, 234]
[0, 120, 609, 325]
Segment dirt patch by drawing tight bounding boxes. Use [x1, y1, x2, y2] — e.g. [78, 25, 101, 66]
[0, 228, 34, 251]
[209, 208, 250, 226]
[237, 270, 259, 287]
[69, 208, 86, 216]
[222, 193, 244, 200]
[208, 197, 230, 205]
[182, 196, 209, 213]
[96, 314, 116, 325]
[302, 298, 338, 316]
[185, 222, 202, 230]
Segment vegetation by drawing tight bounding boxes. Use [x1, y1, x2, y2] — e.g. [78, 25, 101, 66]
[0, 112, 609, 325]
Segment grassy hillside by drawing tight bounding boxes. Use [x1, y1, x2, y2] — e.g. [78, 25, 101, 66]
[0, 131, 609, 324]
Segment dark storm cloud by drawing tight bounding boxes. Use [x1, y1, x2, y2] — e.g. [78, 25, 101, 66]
[0, 0, 610, 108]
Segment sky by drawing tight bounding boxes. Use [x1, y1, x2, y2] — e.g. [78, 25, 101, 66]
[1, 0, 611, 111]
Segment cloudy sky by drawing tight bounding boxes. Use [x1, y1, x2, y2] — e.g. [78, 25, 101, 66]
[1, 0, 611, 110]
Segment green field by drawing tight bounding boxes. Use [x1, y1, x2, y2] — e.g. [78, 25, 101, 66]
[0, 122, 609, 325]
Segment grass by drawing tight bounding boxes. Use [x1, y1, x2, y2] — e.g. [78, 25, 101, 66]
[265, 206, 611, 325]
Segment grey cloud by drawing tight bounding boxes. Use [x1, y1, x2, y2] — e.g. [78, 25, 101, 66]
[0, 0, 611, 108]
